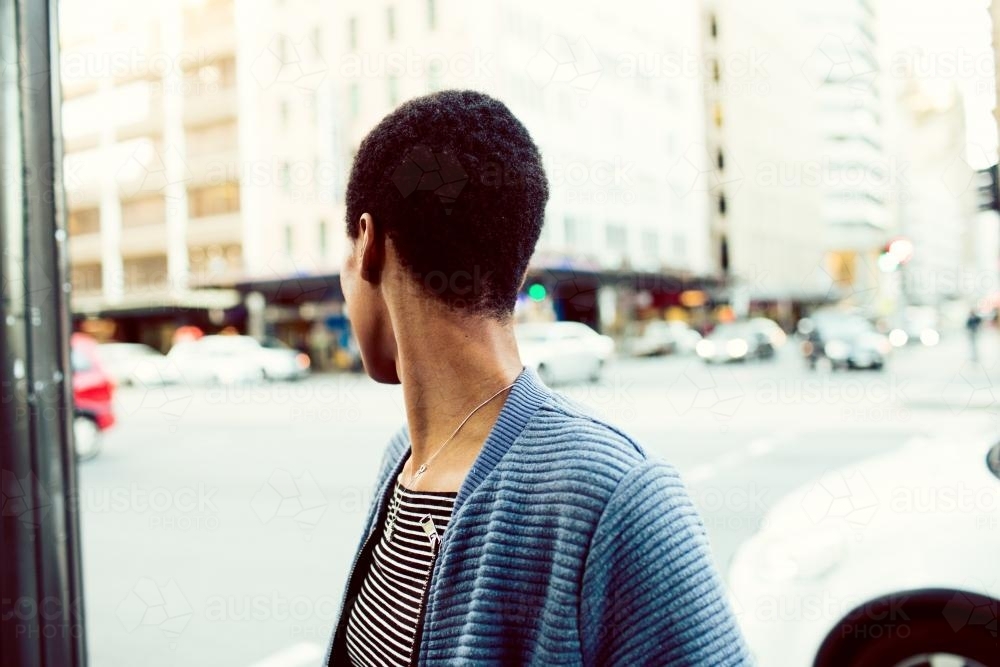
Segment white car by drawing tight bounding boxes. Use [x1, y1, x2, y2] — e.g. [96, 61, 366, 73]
[729, 431, 1000, 667]
[167, 335, 310, 385]
[97, 342, 182, 386]
[627, 320, 703, 357]
[515, 321, 614, 385]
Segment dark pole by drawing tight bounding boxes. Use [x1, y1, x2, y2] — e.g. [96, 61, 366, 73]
[1, 0, 87, 665]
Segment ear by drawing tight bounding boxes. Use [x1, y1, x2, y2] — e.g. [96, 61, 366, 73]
[357, 213, 384, 284]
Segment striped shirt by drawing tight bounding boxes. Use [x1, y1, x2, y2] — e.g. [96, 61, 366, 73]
[345, 476, 457, 667]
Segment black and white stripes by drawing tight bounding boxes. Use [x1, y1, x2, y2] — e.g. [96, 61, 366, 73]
[345, 479, 456, 667]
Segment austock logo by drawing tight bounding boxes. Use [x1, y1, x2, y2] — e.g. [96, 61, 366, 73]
[251, 469, 328, 539]
[526, 35, 603, 93]
[116, 578, 193, 646]
[392, 145, 469, 214]
[799, 470, 878, 527]
[250, 34, 327, 92]
[1, 469, 52, 533]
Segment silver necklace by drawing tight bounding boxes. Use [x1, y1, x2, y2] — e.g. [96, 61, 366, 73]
[385, 380, 515, 542]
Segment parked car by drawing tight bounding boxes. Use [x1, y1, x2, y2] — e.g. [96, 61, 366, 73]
[71, 333, 116, 461]
[696, 321, 776, 363]
[729, 431, 1000, 667]
[626, 320, 703, 357]
[800, 311, 891, 371]
[515, 321, 614, 385]
[96, 342, 182, 386]
[167, 335, 310, 385]
[747, 317, 788, 350]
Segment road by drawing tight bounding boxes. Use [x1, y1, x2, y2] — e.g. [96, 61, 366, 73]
[78, 330, 999, 667]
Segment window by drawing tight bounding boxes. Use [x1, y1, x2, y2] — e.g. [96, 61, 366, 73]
[428, 59, 443, 91]
[718, 193, 727, 215]
[186, 121, 238, 156]
[188, 183, 240, 218]
[68, 207, 100, 235]
[277, 35, 287, 64]
[121, 196, 165, 228]
[318, 219, 328, 256]
[70, 262, 102, 294]
[709, 13, 718, 38]
[348, 16, 358, 50]
[388, 75, 399, 107]
[427, 0, 437, 29]
[564, 216, 589, 249]
[641, 230, 659, 265]
[280, 162, 291, 190]
[280, 100, 290, 127]
[605, 224, 626, 252]
[70, 348, 93, 373]
[386, 6, 396, 40]
[189, 244, 242, 279]
[717, 149, 724, 170]
[349, 83, 360, 118]
[123, 255, 169, 291]
[284, 224, 294, 255]
[673, 234, 687, 259]
[312, 27, 322, 58]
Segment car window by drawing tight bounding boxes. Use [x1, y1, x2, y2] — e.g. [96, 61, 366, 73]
[70, 348, 92, 372]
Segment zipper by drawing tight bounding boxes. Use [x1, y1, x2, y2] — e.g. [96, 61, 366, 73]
[409, 528, 441, 667]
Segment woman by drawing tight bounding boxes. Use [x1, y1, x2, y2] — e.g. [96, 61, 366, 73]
[325, 90, 750, 666]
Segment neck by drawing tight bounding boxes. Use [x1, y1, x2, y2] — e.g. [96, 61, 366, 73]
[390, 305, 523, 466]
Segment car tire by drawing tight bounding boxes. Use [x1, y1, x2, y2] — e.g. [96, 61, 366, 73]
[588, 360, 603, 384]
[815, 590, 999, 667]
[73, 414, 101, 462]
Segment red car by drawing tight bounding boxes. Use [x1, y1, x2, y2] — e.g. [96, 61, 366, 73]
[71, 333, 115, 460]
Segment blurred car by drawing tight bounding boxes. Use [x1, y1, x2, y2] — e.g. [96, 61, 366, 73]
[696, 321, 776, 363]
[627, 320, 704, 357]
[800, 312, 891, 371]
[71, 333, 116, 460]
[97, 342, 182, 386]
[167, 335, 310, 385]
[729, 431, 1000, 667]
[747, 317, 788, 350]
[884, 306, 941, 348]
[515, 321, 614, 385]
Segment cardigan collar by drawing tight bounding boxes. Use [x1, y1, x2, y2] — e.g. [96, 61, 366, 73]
[376, 365, 551, 539]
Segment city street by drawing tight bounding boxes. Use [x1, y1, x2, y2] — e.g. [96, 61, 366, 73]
[78, 330, 999, 667]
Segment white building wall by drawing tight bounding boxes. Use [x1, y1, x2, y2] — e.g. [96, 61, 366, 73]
[329, 0, 710, 277]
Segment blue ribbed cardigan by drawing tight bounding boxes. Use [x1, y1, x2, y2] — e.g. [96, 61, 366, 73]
[325, 366, 752, 666]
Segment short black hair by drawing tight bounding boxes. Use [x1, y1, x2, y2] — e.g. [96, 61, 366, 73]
[346, 89, 549, 319]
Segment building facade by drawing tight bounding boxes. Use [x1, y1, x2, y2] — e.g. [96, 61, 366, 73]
[700, 0, 891, 325]
[328, 0, 712, 330]
[60, 0, 335, 351]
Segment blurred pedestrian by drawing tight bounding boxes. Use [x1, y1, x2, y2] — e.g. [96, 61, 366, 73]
[325, 90, 750, 666]
[966, 308, 982, 362]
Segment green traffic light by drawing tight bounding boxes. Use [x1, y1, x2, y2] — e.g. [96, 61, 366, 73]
[528, 283, 546, 301]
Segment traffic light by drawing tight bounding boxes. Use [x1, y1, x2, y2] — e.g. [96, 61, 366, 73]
[878, 237, 913, 272]
[527, 283, 547, 301]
